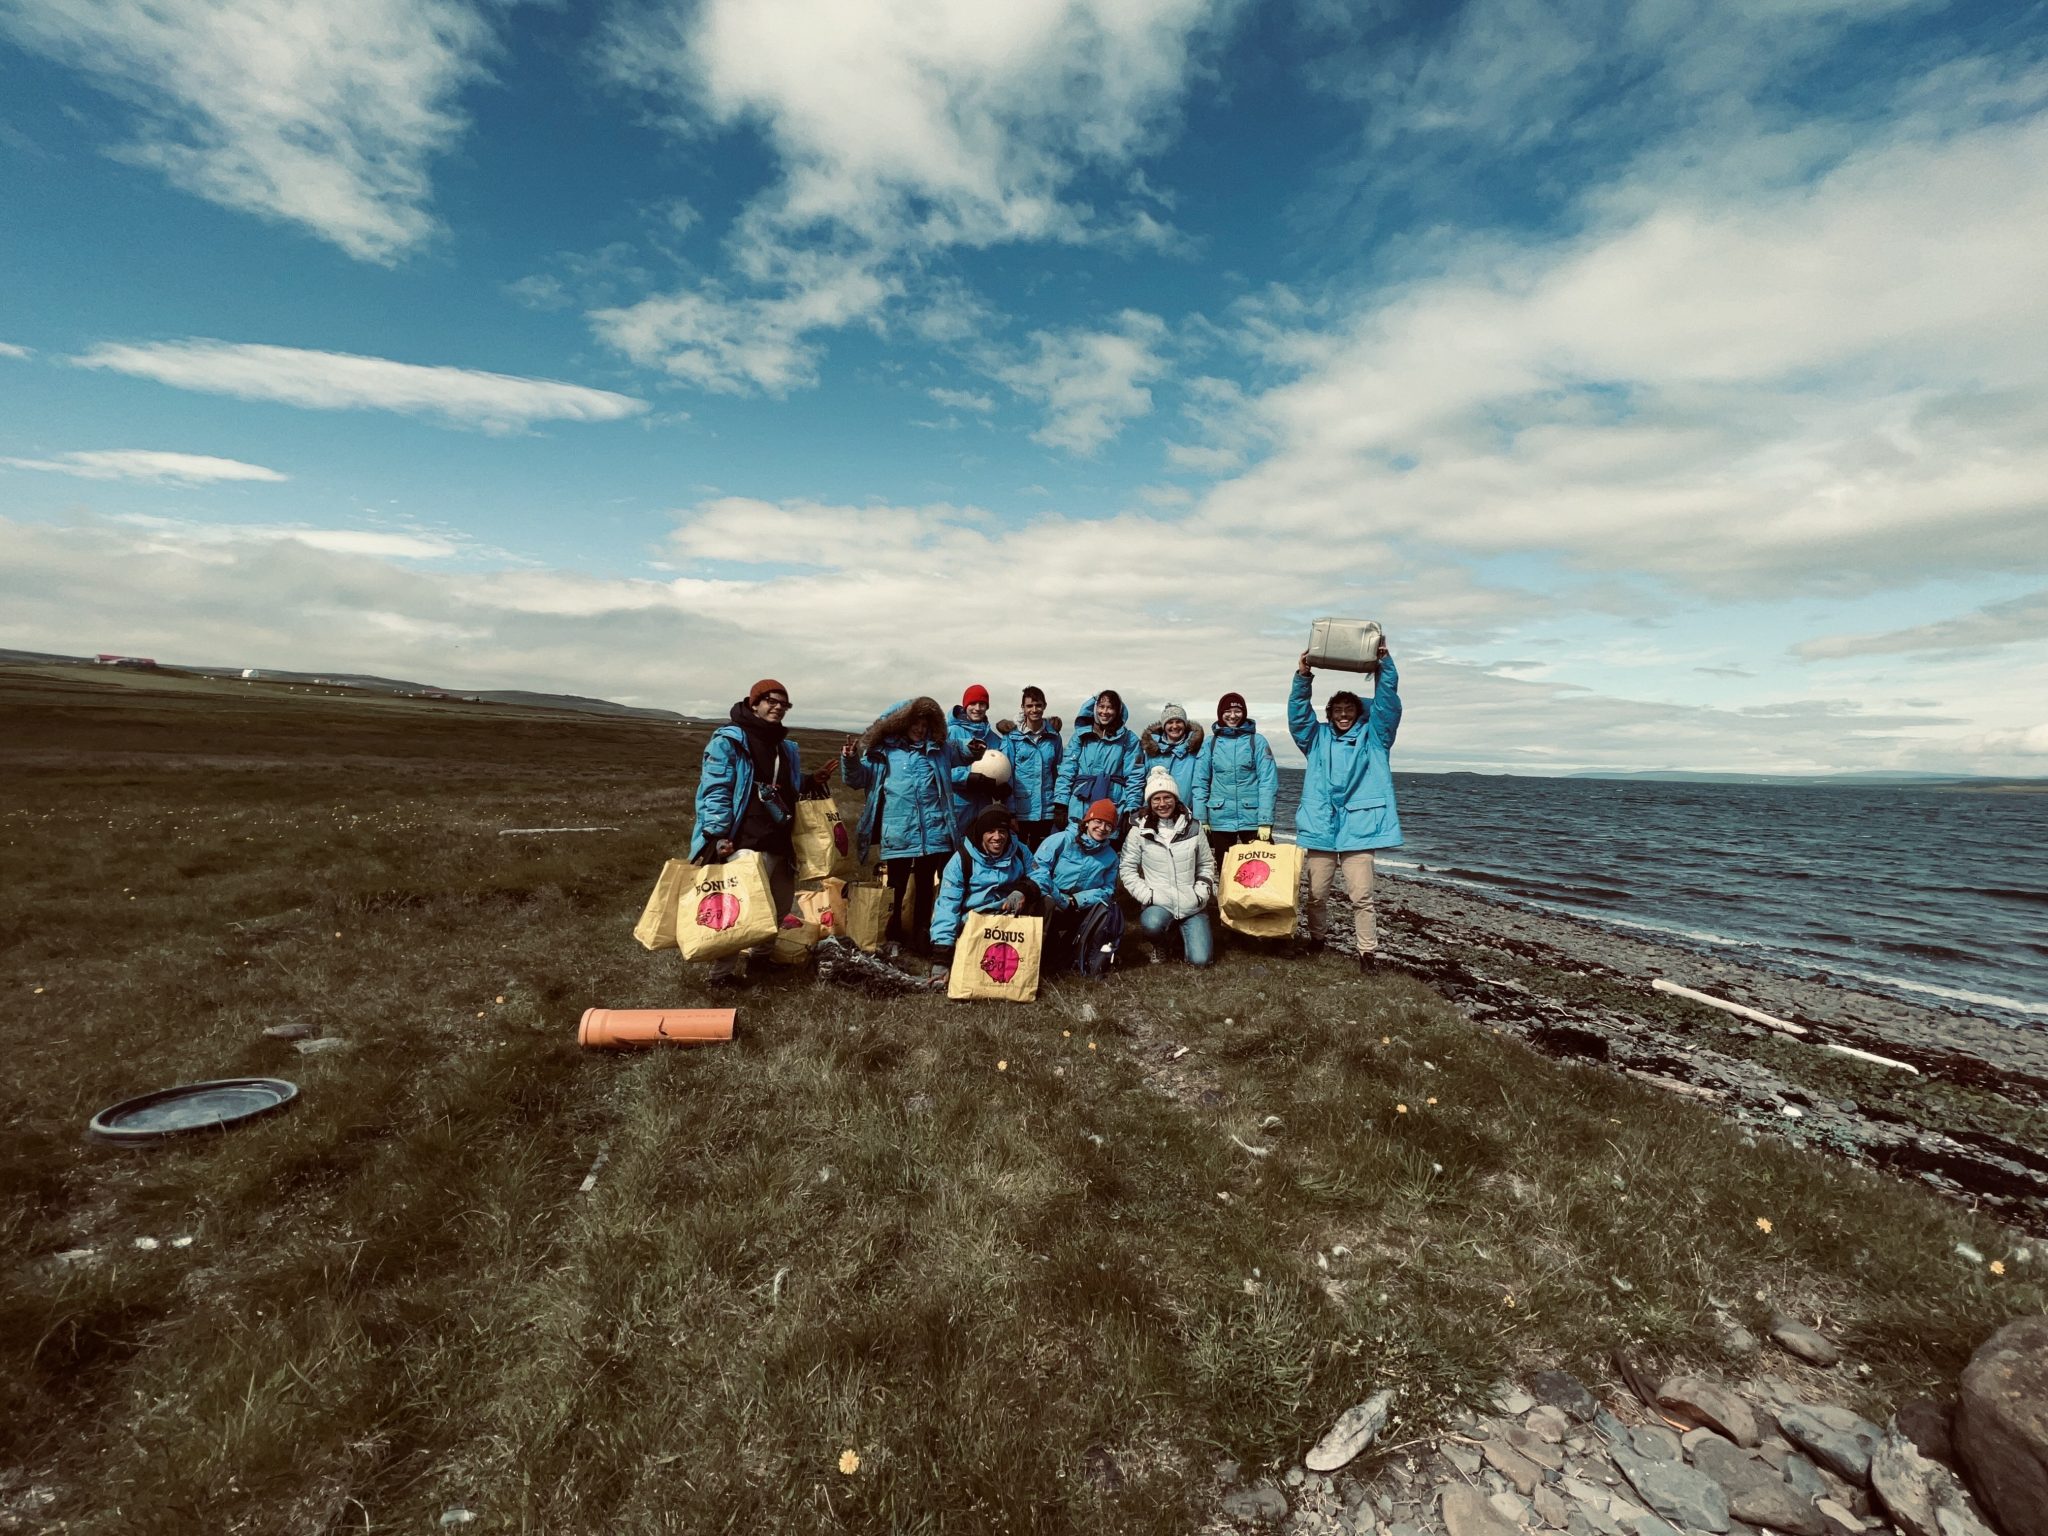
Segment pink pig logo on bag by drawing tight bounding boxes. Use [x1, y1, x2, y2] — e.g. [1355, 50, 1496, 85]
[980, 943, 1021, 984]
[1234, 860, 1270, 889]
[696, 891, 742, 931]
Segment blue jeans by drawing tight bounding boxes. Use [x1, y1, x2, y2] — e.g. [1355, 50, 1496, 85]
[1138, 905, 1214, 966]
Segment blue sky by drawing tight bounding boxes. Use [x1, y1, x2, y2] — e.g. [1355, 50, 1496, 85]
[3, 0, 2046, 772]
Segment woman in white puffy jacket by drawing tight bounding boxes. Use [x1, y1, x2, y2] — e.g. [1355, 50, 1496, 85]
[1119, 765, 1218, 966]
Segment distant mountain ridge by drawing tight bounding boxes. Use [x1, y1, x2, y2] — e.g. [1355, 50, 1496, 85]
[0, 648, 704, 724]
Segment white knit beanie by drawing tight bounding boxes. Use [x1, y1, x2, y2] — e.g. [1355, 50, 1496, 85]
[1142, 765, 1181, 805]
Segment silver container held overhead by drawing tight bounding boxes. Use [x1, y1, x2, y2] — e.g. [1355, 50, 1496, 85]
[1305, 618, 1385, 673]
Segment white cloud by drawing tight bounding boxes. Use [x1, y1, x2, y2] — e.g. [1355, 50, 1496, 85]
[928, 386, 995, 413]
[594, 0, 1229, 387]
[0, 341, 31, 359]
[0, 0, 502, 262]
[1798, 589, 2048, 659]
[1198, 105, 2048, 592]
[0, 449, 286, 484]
[590, 255, 895, 394]
[72, 340, 648, 433]
[8, 506, 2045, 774]
[998, 310, 1169, 454]
[112, 514, 458, 560]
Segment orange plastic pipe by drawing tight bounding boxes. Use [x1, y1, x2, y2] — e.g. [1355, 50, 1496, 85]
[578, 1007, 735, 1049]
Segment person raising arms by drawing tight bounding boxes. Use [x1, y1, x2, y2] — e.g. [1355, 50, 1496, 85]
[1288, 641, 1402, 969]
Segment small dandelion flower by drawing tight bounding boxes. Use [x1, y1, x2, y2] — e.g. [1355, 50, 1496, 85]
[495, 995, 505, 1004]
[1756, 1217, 1774, 1234]
[1426, 1096, 1437, 1105]
[33, 986, 44, 994]
[1062, 1029, 1071, 1037]
[1395, 1103, 1408, 1114]
[1991, 1260, 2006, 1276]
[1380, 1035, 1390, 1045]
[997, 1060, 1008, 1072]
[476, 1011, 486, 1019]
[838, 1449, 860, 1475]
[333, 931, 342, 939]
[1088, 1040, 1097, 1051]
[1503, 1293, 1516, 1308]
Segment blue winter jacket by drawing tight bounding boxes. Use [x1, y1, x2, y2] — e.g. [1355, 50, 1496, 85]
[691, 724, 804, 862]
[1287, 657, 1403, 852]
[1000, 727, 1064, 821]
[1032, 827, 1120, 910]
[946, 706, 1005, 832]
[842, 702, 958, 861]
[1053, 696, 1145, 819]
[1194, 720, 1279, 832]
[931, 838, 1041, 948]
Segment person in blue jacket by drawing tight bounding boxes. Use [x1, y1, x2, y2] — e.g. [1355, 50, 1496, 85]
[929, 805, 1043, 980]
[691, 677, 836, 985]
[1140, 703, 1204, 810]
[946, 683, 1004, 833]
[841, 696, 956, 957]
[1193, 690, 1279, 867]
[999, 685, 1063, 850]
[1033, 797, 1125, 976]
[1052, 689, 1144, 830]
[1288, 641, 1402, 970]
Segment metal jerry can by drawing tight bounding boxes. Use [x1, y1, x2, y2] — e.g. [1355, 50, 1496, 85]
[1306, 618, 1385, 673]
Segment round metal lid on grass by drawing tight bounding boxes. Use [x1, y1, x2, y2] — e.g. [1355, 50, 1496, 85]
[88, 1078, 299, 1143]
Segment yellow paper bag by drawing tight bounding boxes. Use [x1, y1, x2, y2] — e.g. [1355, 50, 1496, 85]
[794, 877, 847, 938]
[947, 912, 1044, 1003]
[793, 799, 850, 882]
[844, 882, 891, 953]
[632, 859, 690, 951]
[770, 916, 823, 966]
[676, 851, 781, 962]
[1219, 841, 1303, 939]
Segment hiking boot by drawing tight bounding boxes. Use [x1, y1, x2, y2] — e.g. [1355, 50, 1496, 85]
[708, 970, 748, 992]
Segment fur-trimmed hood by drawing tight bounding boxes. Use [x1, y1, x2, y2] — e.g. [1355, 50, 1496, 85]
[861, 696, 946, 756]
[1141, 718, 1205, 757]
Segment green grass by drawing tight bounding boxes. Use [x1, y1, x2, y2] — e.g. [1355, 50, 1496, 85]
[3, 662, 2041, 1532]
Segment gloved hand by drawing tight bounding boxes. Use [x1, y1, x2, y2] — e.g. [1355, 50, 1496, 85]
[998, 891, 1026, 915]
[1053, 806, 1070, 831]
[967, 739, 986, 760]
[1258, 825, 1272, 842]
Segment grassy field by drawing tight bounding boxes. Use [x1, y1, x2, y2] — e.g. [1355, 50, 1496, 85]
[3, 662, 2041, 1534]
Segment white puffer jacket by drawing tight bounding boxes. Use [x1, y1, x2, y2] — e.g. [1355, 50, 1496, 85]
[1119, 813, 1217, 918]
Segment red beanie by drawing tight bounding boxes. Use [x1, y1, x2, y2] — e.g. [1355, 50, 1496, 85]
[748, 678, 790, 704]
[1084, 799, 1118, 826]
[1217, 691, 1247, 719]
[962, 684, 990, 707]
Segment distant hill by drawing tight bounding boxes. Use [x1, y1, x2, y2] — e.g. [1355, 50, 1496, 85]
[1559, 769, 2023, 787]
[0, 648, 704, 724]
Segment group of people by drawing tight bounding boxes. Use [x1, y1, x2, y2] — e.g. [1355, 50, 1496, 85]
[689, 644, 1402, 988]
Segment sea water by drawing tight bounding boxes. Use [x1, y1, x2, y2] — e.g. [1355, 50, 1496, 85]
[1274, 771, 2048, 1027]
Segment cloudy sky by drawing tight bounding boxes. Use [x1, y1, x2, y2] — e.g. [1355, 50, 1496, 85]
[3, 0, 2045, 774]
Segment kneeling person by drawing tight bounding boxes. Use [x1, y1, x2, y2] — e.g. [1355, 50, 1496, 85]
[1120, 767, 1217, 967]
[930, 806, 1044, 981]
[1035, 798, 1124, 977]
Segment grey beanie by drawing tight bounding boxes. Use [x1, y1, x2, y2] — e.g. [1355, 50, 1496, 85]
[1160, 702, 1188, 724]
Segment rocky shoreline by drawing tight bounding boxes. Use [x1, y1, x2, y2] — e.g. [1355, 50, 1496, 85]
[1370, 874, 2048, 1236]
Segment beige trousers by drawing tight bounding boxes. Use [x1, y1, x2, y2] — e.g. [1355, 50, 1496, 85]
[1304, 850, 1376, 954]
